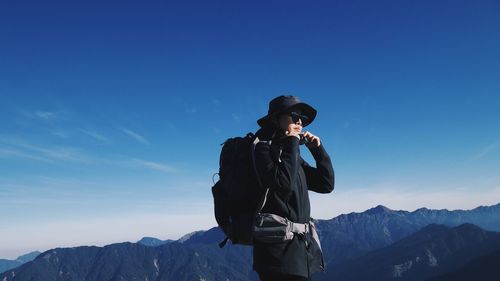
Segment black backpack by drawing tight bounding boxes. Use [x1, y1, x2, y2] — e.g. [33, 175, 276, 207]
[211, 132, 266, 247]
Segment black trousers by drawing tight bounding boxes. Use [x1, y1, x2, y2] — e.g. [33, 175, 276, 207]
[258, 271, 311, 281]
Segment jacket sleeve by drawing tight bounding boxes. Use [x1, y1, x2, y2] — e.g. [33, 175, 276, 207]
[301, 144, 335, 193]
[254, 136, 300, 196]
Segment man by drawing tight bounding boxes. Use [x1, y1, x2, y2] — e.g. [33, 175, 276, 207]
[252, 95, 335, 281]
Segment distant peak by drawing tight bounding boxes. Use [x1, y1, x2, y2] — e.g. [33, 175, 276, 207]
[16, 251, 41, 263]
[454, 223, 483, 232]
[137, 237, 172, 247]
[420, 223, 451, 232]
[138, 237, 161, 242]
[178, 230, 204, 243]
[366, 205, 393, 214]
[418, 223, 486, 235]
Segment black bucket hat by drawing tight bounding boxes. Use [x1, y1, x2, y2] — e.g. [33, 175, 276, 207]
[257, 95, 317, 127]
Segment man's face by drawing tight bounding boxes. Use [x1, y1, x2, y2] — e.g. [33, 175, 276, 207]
[277, 112, 306, 135]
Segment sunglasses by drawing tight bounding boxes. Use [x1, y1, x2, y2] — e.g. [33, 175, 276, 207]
[289, 112, 309, 124]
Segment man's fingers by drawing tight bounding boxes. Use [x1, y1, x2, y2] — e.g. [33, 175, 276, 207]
[303, 131, 312, 138]
[306, 134, 321, 147]
[304, 131, 317, 140]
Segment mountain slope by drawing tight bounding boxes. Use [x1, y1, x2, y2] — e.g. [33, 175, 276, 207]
[0, 260, 19, 275]
[320, 223, 500, 281]
[425, 249, 500, 281]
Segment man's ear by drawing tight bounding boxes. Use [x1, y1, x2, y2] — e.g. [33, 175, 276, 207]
[270, 115, 280, 126]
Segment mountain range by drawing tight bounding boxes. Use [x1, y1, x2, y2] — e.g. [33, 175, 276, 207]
[317, 203, 500, 265]
[2, 203, 500, 281]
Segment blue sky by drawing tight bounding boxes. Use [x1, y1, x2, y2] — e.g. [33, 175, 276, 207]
[1, 0, 500, 259]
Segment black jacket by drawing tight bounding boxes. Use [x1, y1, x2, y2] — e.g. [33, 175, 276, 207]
[252, 135, 334, 278]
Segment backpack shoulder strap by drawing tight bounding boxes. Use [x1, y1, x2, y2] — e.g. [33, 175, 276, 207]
[251, 136, 274, 213]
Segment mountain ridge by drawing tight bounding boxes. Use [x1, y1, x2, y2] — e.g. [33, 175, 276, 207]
[317, 202, 500, 265]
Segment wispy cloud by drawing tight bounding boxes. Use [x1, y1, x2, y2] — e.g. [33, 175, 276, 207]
[52, 130, 71, 139]
[0, 147, 53, 162]
[80, 129, 111, 144]
[20, 143, 92, 163]
[121, 128, 149, 145]
[19, 110, 63, 121]
[35, 111, 57, 120]
[129, 159, 176, 173]
[475, 141, 500, 159]
[232, 113, 241, 122]
[185, 107, 198, 114]
[0, 137, 93, 164]
[0, 136, 178, 175]
[36, 176, 102, 189]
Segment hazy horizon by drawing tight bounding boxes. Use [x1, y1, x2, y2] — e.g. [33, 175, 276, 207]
[3, 202, 499, 260]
